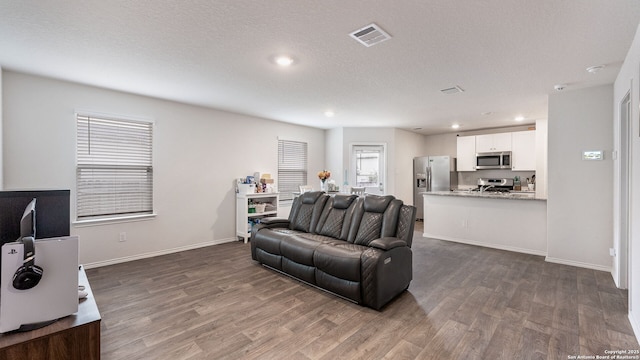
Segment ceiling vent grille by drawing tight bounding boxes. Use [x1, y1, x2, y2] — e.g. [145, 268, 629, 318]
[349, 23, 391, 47]
[440, 85, 465, 95]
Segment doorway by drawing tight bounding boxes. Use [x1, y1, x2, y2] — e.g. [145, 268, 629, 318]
[350, 144, 386, 195]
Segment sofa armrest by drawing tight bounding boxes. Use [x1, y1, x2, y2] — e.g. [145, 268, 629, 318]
[251, 217, 290, 239]
[368, 237, 407, 250]
[259, 217, 290, 227]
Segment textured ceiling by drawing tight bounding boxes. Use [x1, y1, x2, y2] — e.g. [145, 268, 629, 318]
[1, 1, 639, 134]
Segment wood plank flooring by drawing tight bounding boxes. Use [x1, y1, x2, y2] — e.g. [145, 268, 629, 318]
[87, 224, 639, 359]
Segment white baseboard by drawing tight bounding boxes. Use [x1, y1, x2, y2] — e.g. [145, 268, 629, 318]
[423, 233, 613, 272]
[544, 256, 612, 272]
[423, 233, 547, 257]
[82, 237, 238, 269]
[629, 310, 640, 346]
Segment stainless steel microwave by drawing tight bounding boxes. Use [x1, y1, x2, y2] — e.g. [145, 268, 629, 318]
[476, 151, 511, 169]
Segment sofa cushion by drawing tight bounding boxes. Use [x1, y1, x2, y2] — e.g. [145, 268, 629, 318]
[289, 192, 327, 233]
[313, 243, 367, 282]
[280, 235, 323, 266]
[315, 195, 358, 240]
[332, 194, 358, 209]
[254, 248, 282, 270]
[282, 258, 316, 284]
[316, 270, 360, 303]
[353, 212, 383, 245]
[297, 233, 346, 246]
[349, 195, 403, 246]
[252, 229, 292, 256]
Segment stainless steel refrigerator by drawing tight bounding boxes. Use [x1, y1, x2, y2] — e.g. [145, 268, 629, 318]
[413, 156, 457, 220]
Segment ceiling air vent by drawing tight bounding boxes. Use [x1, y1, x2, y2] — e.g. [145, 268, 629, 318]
[440, 86, 465, 95]
[349, 23, 391, 47]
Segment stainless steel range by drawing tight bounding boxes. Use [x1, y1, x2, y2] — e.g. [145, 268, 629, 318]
[477, 178, 514, 193]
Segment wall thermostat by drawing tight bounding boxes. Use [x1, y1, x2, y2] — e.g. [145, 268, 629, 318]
[583, 150, 604, 161]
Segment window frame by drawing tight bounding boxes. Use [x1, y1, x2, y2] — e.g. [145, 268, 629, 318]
[74, 112, 155, 224]
[277, 139, 308, 203]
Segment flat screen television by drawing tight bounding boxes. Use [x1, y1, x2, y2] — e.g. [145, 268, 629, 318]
[0, 190, 70, 269]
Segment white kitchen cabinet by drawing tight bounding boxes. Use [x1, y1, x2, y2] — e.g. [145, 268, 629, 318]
[236, 193, 279, 243]
[456, 135, 477, 171]
[511, 131, 536, 171]
[476, 133, 512, 152]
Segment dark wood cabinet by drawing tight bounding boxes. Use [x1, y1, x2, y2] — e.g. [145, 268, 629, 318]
[0, 266, 101, 359]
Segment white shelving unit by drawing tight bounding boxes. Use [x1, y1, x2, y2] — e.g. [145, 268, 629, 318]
[236, 192, 279, 243]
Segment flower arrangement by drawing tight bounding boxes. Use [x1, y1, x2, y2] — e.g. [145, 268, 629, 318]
[317, 170, 331, 181]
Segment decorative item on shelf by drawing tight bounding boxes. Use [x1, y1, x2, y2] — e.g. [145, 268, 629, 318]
[237, 183, 256, 194]
[260, 173, 275, 193]
[528, 175, 536, 191]
[318, 170, 331, 192]
[327, 180, 338, 192]
[513, 176, 522, 191]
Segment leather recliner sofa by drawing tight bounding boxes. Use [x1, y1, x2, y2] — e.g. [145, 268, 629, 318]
[250, 191, 416, 310]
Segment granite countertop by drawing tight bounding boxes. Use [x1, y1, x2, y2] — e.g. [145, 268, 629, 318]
[424, 190, 546, 201]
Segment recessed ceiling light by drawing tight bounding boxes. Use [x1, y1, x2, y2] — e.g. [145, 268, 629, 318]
[324, 110, 335, 118]
[272, 55, 295, 67]
[515, 116, 525, 121]
[451, 124, 460, 129]
[586, 65, 605, 74]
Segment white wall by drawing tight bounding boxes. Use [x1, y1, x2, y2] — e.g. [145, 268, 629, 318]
[2, 71, 325, 267]
[325, 127, 344, 188]
[547, 84, 613, 271]
[394, 128, 425, 206]
[422, 133, 456, 157]
[614, 23, 640, 343]
[535, 119, 548, 198]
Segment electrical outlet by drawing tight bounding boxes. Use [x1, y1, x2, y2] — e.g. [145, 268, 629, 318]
[609, 247, 616, 257]
[119, 232, 127, 242]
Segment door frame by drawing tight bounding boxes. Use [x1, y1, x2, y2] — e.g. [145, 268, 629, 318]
[615, 86, 632, 289]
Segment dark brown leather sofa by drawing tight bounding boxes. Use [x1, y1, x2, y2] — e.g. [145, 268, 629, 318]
[250, 191, 416, 310]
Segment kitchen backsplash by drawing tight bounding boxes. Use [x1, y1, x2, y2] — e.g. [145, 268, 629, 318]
[457, 170, 535, 189]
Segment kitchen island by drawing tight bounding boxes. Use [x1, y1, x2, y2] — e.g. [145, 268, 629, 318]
[423, 191, 547, 256]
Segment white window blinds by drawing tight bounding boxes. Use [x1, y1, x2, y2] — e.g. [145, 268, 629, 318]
[278, 140, 307, 202]
[76, 114, 153, 219]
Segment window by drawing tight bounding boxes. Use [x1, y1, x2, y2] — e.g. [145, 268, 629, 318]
[76, 114, 153, 220]
[278, 139, 307, 202]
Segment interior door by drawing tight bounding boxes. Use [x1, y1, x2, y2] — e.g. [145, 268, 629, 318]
[351, 144, 386, 195]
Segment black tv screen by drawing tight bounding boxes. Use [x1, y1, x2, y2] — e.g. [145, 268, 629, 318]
[0, 190, 70, 246]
